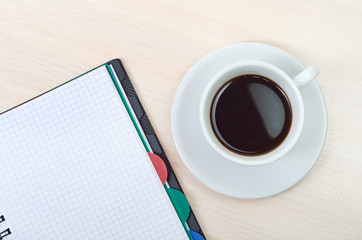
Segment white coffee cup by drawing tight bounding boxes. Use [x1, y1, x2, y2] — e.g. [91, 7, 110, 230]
[199, 61, 319, 165]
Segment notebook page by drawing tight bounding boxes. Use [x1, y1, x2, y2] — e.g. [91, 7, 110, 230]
[0, 66, 188, 240]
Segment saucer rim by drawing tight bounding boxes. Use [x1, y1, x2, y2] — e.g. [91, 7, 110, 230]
[171, 42, 328, 199]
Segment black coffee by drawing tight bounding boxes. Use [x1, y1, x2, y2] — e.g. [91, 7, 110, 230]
[210, 74, 292, 156]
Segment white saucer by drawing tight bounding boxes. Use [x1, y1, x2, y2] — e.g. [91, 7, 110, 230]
[171, 43, 327, 199]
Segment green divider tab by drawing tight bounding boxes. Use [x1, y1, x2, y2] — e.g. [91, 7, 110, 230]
[165, 187, 190, 223]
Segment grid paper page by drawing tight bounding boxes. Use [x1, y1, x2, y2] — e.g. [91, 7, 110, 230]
[0, 66, 188, 240]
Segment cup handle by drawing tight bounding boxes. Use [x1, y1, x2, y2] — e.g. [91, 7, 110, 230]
[293, 66, 319, 88]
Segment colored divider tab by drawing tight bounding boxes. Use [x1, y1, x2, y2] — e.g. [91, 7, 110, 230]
[147, 153, 168, 185]
[166, 187, 190, 223]
[190, 231, 206, 240]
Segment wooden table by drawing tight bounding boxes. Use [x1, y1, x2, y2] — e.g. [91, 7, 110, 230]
[1, 1, 361, 239]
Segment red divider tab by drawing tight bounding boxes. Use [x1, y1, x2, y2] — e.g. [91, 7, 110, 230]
[147, 153, 168, 185]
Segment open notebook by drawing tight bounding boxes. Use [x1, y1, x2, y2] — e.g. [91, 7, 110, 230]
[0, 60, 205, 240]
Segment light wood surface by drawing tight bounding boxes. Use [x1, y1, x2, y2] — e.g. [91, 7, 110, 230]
[1, 1, 361, 239]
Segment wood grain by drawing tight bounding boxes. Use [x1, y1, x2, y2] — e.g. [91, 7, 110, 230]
[1, 0, 361, 239]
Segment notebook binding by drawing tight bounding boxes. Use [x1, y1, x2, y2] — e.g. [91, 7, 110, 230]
[107, 59, 207, 239]
[0, 215, 11, 239]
